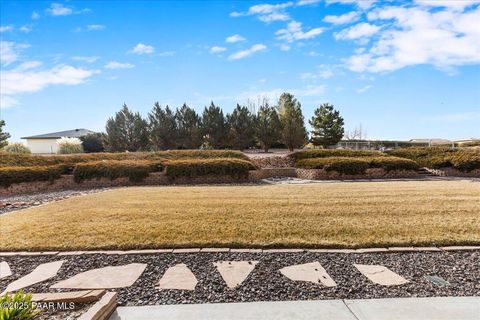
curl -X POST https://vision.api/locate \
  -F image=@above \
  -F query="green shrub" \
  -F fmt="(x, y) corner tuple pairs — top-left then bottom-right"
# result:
(73, 160), (161, 183)
(165, 158), (255, 179)
(0, 290), (40, 320)
(80, 133), (105, 153)
(0, 165), (63, 188)
(2, 143), (31, 154)
(366, 157), (419, 171)
(291, 149), (385, 161)
(296, 157), (369, 175)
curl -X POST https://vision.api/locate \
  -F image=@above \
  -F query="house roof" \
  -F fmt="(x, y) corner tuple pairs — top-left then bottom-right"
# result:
(22, 128), (96, 139)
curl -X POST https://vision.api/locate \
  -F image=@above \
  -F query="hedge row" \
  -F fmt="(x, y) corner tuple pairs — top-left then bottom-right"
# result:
(296, 156), (419, 175)
(388, 147), (480, 172)
(0, 165), (63, 188)
(291, 149), (386, 161)
(165, 158), (255, 179)
(0, 150), (250, 169)
(73, 160), (163, 183)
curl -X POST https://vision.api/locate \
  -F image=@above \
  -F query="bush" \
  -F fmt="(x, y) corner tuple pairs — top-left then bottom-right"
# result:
(291, 149), (385, 161)
(57, 137), (84, 154)
(3, 143), (31, 154)
(73, 160), (162, 183)
(165, 158), (255, 179)
(0, 165), (63, 188)
(80, 133), (105, 153)
(366, 157), (419, 171)
(451, 152), (480, 172)
(296, 157), (369, 175)
(0, 290), (40, 320)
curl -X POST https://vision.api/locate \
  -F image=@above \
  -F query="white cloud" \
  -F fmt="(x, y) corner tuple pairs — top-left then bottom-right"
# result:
(228, 44), (267, 60)
(210, 46), (227, 54)
(131, 43), (155, 55)
(226, 34), (246, 43)
(356, 85), (372, 93)
(345, 5), (480, 73)
(72, 56), (99, 63)
(230, 2), (293, 22)
(0, 41), (29, 65)
(46, 3), (73, 16)
(414, 0), (478, 11)
(0, 25), (14, 32)
(335, 22), (380, 40)
(14, 61), (43, 71)
(86, 24), (105, 31)
(280, 44), (291, 51)
(1, 65), (96, 108)
(300, 64), (336, 80)
(323, 11), (360, 25)
(297, 0), (321, 5)
(326, 0), (377, 10)
(31, 11), (40, 20)
(276, 21), (324, 42)
(19, 25), (33, 33)
(104, 61), (134, 69)
(157, 51), (175, 57)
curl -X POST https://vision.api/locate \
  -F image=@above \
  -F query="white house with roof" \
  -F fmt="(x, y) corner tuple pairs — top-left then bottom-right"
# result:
(21, 128), (95, 154)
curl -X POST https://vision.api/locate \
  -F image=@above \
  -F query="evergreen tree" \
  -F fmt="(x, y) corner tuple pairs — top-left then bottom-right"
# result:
(104, 104), (150, 152)
(0, 120), (10, 149)
(80, 133), (105, 153)
(148, 103), (177, 150)
(255, 103), (281, 153)
(278, 93), (307, 151)
(201, 102), (228, 149)
(175, 103), (202, 149)
(228, 104), (256, 150)
(309, 103), (345, 147)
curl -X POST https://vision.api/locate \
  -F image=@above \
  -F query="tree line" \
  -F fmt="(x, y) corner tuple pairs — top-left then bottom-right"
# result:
(102, 92), (345, 153)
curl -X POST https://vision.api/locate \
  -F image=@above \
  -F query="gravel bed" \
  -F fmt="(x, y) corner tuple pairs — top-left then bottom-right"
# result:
(0, 251), (478, 307)
(0, 189), (108, 215)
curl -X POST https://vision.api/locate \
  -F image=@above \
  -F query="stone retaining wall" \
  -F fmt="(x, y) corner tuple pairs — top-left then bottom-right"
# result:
(430, 168), (480, 178)
(295, 168), (420, 180)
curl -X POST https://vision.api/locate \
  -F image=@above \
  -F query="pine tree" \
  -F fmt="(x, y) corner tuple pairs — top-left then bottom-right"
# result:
(228, 104), (256, 150)
(176, 103), (202, 149)
(278, 93), (307, 151)
(104, 104), (150, 152)
(148, 103), (177, 150)
(309, 103), (345, 147)
(256, 103), (281, 153)
(201, 102), (228, 149)
(0, 120), (10, 148)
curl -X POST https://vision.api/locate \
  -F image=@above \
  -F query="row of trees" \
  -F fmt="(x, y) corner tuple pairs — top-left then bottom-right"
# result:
(103, 93), (345, 152)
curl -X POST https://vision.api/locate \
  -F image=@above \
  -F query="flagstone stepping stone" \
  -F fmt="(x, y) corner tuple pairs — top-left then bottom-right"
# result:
(213, 261), (258, 289)
(156, 263), (198, 291)
(2, 260), (64, 294)
(0, 261), (12, 279)
(32, 289), (106, 303)
(354, 264), (408, 286)
(51, 263), (147, 289)
(279, 261), (337, 287)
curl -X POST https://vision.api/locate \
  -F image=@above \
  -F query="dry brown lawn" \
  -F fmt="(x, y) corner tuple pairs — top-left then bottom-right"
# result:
(1, 180), (479, 251)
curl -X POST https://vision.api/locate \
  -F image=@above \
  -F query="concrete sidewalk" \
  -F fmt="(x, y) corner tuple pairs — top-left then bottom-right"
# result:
(110, 296), (480, 320)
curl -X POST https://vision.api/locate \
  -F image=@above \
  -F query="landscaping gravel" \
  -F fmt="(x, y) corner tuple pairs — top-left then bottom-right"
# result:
(1, 251), (478, 307)
(0, 189), (108, 215)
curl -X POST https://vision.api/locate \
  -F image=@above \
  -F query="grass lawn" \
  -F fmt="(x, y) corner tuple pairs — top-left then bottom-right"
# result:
(1, 180), (479, 251)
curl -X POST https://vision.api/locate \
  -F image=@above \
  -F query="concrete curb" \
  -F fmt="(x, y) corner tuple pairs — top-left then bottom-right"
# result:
(1, 246), (479, 256)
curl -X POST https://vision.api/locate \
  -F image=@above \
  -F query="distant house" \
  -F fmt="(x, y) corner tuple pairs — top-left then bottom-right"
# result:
(22, 128), (95, 154)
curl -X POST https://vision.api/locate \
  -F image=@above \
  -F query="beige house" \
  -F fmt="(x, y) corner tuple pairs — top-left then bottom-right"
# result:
(22, 128), (95, 154)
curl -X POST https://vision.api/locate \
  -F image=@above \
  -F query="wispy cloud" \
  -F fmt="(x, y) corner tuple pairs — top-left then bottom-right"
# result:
(228, 44), (267, 60)
(323, 11), (360, 25)
(72, 56), (99, 63)
(0, 41), (29, 65)
(87, 24), (106, 31)
(31, 11), (40, 20)
(0, 25), (14, 33)
(335, 22), (380, 40)
(230, 2), (293, 22)
(210, 46), (227, 54)
(276, 21), (324, 42)
(131, 43), (155, 55)
(356, 85), (372, 93)
(104, 61), (134, 69)
(46, 3), (90, 16)
(226, 34), (246, 43)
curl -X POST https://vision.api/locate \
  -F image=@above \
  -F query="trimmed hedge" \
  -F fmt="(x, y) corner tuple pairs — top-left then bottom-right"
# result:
(291, 149), (386, 162)
(0, 150), (250, 168)
(388, 147), (480, 172)
(73, 160), (162, 183)
(0, 165), (63, 188)
(296, 156), (419, 175)
(165, 158), (255, 179)
(296, 157), (369, 175)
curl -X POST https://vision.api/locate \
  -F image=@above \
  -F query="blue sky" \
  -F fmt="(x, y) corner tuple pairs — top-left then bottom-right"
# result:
(1, 0), (479, 142)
